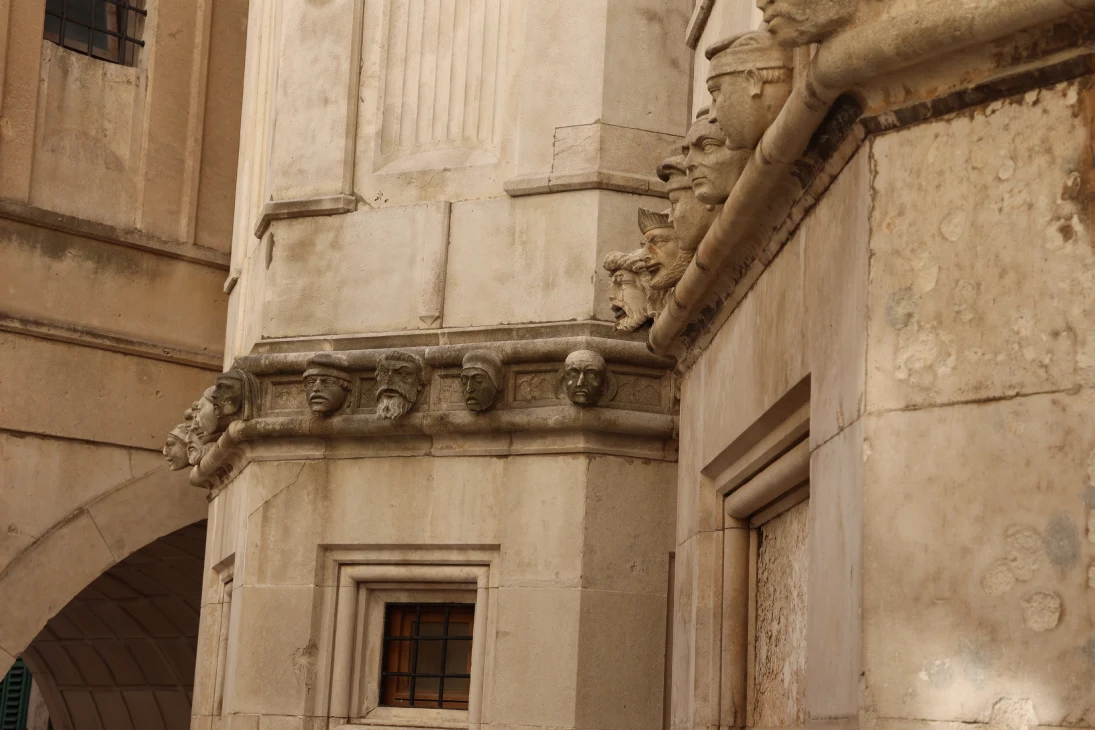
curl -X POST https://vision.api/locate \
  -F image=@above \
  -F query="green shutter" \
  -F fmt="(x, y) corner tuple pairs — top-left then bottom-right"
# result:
(0, 659), (31, 730)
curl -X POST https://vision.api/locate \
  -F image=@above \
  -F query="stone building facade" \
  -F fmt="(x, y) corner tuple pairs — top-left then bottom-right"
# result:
(3, 1), (1095, 730)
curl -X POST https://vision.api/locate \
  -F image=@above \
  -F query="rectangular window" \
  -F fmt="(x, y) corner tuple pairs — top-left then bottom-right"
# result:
(381, 603), (474, 710)
(43, 0), (146, 66)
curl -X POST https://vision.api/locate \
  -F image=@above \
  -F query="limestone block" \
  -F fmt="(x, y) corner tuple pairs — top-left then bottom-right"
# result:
(552, 122), (684, 182)
(582, 456), (677, 594)
(267, 0), (361, 201)
(676, 361), (708, 547)
(489, 587), (581, 727)
(0, 512), (115, 657)
(0, 433), (135, 569)
(226, 585), (317, 717)
(263, 202), (450, 337)
(88, 465), (209, 562)
(807, 420), (863, 720)
(575, 589), (669, 730)
(804, 150), (870, 449)
(28, 44), (143, 229)
(868, 81), (1095, 412)
(862, 391), (1095, 724)
(443, 191), (665, 329)
(0, 332), (216, 450)
(671, 529), (724, 730)
(0, 217), (228, 352)
(0, 0), (46, 202)
(191, 602), (223, 716)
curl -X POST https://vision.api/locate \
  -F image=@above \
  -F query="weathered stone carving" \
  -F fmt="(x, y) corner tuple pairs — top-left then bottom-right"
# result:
(163, 424), (191, 471)
(461, 350), (504, 413)
(376, 351), (426, 420)
(706, 31), (793, 151)
(303, 354), (353, 416)
(756, 0), (858, 47)
(561, 350), (616, 407)
(638, 207), (690, 292)
(186, 387), (219, 465)
(657, 154), (719, 254)
(213, 368), (260, 428)
(603, 249), (663, 332)
(684, 110), (750, 206)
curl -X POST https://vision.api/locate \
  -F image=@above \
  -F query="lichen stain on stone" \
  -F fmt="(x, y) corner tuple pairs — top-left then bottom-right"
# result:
(1044, 513), (1080, 568)
(981, 559), (1016, 596)
(986, 696), (1038, 730)
(1020, 591), (1061, 632)
(886, 288), (916, 330)
(1005, 525), (1044, 581)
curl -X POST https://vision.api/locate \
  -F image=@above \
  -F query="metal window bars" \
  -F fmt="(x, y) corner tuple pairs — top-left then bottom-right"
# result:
(381, 603), (475, 710)
(44, 0), (146, 66)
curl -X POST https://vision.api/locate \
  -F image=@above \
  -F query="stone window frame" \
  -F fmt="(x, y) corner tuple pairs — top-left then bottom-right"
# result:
(314, 547), (499, 729)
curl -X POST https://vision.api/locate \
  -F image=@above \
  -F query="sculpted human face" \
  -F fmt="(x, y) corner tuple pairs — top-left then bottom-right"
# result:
(684, 118), (748, 205)
(642, 227), (687, 291)
(461, 368), (498, 412)
(305, 375), (349, 415)
(609, 269), (652, 331)
(193, 393), (219, 440)
(756, 0), (857, 47)
(163, 433), (189, 470)
(667, 187), (718, 253)
(212, 376), (243, 417)
(708, 73), (792, 152)
(376, 358), (422, 420)
(563, 352), (607, 406)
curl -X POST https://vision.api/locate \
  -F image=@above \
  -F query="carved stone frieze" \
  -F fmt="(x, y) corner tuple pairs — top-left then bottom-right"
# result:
(706, 31), (793, 151)
(375, 351), (426, 420)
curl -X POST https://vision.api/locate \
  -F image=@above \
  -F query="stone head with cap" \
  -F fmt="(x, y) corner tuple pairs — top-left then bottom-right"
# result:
(303, 353), (353, 416)
(163, 423), (191, 471)
(684, 109), (751, 206)
(603, 249), (664, 332)
(658, 152), (719, 254)
(638, 207), (689, 292)
(757, 0), (859, 47)
(461, 349), (504, 413)
(706, 31), (793, 151)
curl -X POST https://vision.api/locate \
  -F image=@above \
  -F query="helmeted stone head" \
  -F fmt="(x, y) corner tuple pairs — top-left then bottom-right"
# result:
(756, 0), (858, 47)
(706, 31), (793, 151)
(603, 249), (664, 332)
(562, 350), (609, 407)
(658, 154), (719, 254)
(684, 111), (751, 206)
(303, 353), (353, 416)
(460, 350), (504, 413)
(376, 351), (425, 420)
(638, 207), (689, 292)
(163, 424), (191, 471)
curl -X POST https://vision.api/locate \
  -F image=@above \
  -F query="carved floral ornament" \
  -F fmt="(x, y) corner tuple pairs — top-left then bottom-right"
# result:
(163, 345), (668, 488)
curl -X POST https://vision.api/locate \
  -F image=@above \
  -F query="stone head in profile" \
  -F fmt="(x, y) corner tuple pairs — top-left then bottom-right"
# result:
(684, 111), (751, 206)
(658, 153), (718, 254)
(163, 424), (191, 471)
(562, 350), (610, 407)
(706, 31), (793, 152)
(603, 249), (663, 332)
(303, 353), (353, 416)
(638, 207), (689, 292)
(756, 0), (858, 47)
(461, 350), (504, 413)
(376, 351), (425, 420)
(212, 368), (260, 430)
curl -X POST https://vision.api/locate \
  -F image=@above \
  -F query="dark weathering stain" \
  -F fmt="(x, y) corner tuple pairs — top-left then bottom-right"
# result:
(1044, 513), (1080, 568)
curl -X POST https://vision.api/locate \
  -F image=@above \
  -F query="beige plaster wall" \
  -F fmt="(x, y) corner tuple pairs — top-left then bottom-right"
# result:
(675, 74), (1095, 730)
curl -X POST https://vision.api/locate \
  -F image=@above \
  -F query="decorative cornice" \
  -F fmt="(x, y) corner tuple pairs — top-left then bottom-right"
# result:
(0, 199), (230, 269)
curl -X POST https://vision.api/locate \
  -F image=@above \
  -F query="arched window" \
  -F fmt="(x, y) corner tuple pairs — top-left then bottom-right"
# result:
(43, 0), (146, 66)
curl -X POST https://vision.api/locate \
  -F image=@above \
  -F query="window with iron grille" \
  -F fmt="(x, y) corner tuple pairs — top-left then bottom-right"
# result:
(381, 603), (474, 710)
(0, 659), (32, 730)
(43, 0), (146, 66)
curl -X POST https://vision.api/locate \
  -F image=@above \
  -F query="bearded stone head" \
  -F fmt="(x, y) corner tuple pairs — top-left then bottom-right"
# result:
(683, 111), (751, 206)
(460, 350), (504, 413)
(603, 249), (664, 332)
(657, 154), (718, 254)
(376, 351), (425, 420)
(303, 353), (353, 416)
(706, 31), (793, 151)
(756, 0), (859, 47)
(163, 424), (191, 471)
(638, 207), (691, 292)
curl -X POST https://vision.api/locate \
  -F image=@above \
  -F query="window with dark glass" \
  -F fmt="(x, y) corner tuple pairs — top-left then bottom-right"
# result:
(44, 0), (146, 66)
(381, 603), (474, 710)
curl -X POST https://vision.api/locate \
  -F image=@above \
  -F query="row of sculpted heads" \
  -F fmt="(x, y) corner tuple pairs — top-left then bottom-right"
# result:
(162, 368), (260, 471)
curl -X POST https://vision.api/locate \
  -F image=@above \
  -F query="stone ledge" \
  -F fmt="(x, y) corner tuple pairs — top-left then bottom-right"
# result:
(503, 171), (668, 198)
(253, 193), (358, 238)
